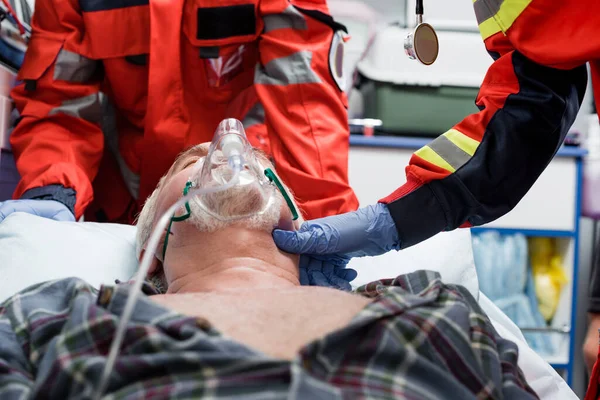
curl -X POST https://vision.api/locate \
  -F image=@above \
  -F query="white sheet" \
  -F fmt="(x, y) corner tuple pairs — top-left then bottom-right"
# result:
(349, 229), (479, 298)
(0, 213), (573, 398)
(479, 292), (578, 399)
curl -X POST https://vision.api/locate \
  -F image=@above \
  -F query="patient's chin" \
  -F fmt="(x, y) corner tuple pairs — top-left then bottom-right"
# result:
(187, 185), (282, 233)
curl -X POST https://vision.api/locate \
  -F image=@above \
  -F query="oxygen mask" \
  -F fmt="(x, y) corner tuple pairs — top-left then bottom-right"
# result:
(188, 118), (277, 222)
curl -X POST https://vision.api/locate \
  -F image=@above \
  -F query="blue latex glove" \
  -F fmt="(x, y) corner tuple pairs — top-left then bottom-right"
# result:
(274, 203), (400, 289)
(299, 256), (358, 291)
(0, 199), (75, 223)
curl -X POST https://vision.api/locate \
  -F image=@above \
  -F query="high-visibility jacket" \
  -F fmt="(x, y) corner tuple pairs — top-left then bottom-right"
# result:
(10, 0), (359, 223)
(380, 0), (595, 249)
(588, 347), (600, 399)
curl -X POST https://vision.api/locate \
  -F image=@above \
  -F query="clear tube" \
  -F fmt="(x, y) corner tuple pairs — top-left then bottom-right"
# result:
(92, 168), (241, 400)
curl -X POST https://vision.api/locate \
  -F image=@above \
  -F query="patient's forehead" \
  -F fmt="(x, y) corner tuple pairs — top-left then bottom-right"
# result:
(167, 143), (210, 178)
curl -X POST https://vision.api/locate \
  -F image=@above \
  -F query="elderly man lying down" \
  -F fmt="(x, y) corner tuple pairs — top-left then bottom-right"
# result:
(0, 141), (538, 399)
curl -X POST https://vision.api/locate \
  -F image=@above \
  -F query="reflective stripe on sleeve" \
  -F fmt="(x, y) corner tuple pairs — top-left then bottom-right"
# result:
(242, 102), (265, 128)
(101, 97), (140, 199)
(263, 5), (307, 33)
(444, 129), (479, 156)
(473, 0), (533, 40)
(254, 51), (321, 86)
(54, 49), (100, 83)
(48, 93), (103, 124)
(473, 0), (502, 25)
(415, 129), (481, 173)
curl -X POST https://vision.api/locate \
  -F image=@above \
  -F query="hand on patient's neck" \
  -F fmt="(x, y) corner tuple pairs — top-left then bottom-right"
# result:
(163, 225), (300, 294)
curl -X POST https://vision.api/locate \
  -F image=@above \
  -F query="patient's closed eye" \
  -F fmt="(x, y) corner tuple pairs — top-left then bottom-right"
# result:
(182, 158), (199, 169)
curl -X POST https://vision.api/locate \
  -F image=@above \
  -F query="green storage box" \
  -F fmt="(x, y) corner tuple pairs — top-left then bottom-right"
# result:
(354, 25), (493, 137)
(360, 80), (480, 136)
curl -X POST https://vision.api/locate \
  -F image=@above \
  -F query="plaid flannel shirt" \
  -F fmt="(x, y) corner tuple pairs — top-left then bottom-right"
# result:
(0, 270), (538, 399)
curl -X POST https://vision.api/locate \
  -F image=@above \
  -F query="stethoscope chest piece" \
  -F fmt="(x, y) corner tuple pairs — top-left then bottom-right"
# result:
(404, 3), (439, 66)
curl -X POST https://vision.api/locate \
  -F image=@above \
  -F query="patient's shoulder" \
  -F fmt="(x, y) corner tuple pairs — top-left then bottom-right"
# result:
(2, 277), (97, 309)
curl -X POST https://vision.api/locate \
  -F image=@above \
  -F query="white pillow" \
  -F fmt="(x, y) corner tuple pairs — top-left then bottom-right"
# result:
(349, 229), (479, 298)
(0, 212), (138, 303)
(0, 212), (478, 303)
(0, 213), (569, 398)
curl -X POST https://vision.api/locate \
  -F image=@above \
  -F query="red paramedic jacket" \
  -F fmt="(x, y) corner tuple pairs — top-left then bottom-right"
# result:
(380, 0), (594, 250)
(9, 0), (359, 223)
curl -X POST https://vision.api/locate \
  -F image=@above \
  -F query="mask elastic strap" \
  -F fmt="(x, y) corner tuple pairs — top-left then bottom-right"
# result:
(264, 168), (299, 221)
(162, 181), (194, 260)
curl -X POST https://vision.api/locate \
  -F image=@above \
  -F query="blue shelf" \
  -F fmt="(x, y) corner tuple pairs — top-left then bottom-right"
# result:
(349, 134), (588, 158)
(470, 227), (577, 238)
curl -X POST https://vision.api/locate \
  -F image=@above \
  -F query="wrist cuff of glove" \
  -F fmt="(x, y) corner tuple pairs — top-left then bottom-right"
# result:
(21, 185), (77, 216)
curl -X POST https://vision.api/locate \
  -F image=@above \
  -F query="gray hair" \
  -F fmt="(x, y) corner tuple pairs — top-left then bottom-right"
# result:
(135, 183), (163, 260)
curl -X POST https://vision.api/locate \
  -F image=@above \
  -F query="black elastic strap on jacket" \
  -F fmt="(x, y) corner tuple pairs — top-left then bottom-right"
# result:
(24, 80), (36, 91)
(293, 7), (348, 33)
(199, 47), (220, 59)
(125, 54), (148, 66)
(80, 0), (148, 12)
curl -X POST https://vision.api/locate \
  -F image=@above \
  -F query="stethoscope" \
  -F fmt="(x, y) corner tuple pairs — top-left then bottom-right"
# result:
(404, 0), (439, 65)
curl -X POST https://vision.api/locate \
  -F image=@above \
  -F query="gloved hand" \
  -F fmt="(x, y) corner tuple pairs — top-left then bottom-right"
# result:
(0, 199), (75, 224)
(274, 203), (400, 289)
(299, 255), (358, 291)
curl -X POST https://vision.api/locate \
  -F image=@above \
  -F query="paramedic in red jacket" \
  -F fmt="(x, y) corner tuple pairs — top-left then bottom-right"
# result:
(0, 0), (358, 224)
(273, 0), (600, 368)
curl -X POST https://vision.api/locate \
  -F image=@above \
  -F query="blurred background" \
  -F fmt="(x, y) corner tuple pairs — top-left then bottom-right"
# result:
(0, 1), (598, 397)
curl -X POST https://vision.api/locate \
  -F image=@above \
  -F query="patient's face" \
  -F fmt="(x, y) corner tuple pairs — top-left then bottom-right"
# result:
(155, 143), (299, 231)
(137, 142), (301, 260)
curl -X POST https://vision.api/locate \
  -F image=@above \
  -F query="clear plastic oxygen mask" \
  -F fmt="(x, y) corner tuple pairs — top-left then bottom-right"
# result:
(191, 118), (277, 222)
(93, 119), (298, 400)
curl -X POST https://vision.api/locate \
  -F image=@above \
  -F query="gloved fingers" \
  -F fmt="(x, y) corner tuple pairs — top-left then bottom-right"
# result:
(303, 258), (350, 290)
(51, 209), (76, 222)
(320, 262), (354, 291)
(336, 267), (358, 283)
(308, 270), (331, 287)
(0, 200), (74, 223)
(0, 202), (9, 222)
(299, 268), (310, 286)
(303, 256), (335, 288)
(0, 202), (28, 222)
(298, 255), (311, 286)
(327, 273), (353, 291)
(46, 201), (76, 222)
(273, 224), (335, 255)
(272, 229), (303, 253)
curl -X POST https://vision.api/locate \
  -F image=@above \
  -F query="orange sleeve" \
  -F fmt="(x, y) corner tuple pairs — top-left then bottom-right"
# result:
(10, 0), (104, 218)
(379, 0), (592, 248)
(254, 0), (358, 220)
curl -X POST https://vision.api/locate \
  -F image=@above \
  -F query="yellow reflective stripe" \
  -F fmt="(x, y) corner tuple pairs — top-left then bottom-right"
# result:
(415, 146), (456, 173)
(478, 13), (502, 40)
(443, 129), (480, 157)
(477, 0), (532, 40)
(494, 0), (532, 32)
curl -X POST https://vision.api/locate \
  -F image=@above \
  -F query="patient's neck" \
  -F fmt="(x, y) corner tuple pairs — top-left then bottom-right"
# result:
(164, 226), (300, 294)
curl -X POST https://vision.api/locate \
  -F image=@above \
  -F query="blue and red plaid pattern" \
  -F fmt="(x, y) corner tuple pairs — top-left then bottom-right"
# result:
(0, 270), (538, 399)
